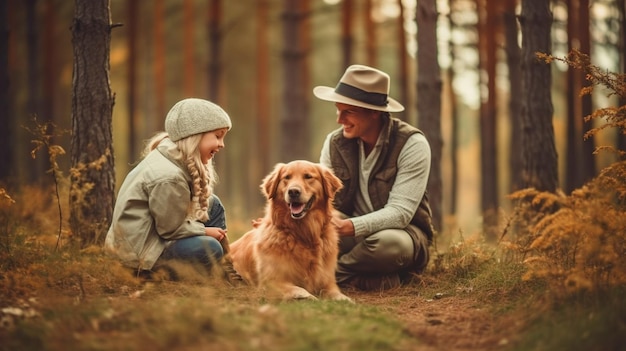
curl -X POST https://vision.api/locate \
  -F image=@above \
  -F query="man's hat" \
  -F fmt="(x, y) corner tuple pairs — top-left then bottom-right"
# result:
(313, 64), (404, 112)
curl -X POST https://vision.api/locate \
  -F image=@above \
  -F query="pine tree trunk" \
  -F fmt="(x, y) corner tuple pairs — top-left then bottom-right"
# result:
(519, 0), (558, 192)
(416, 0), (443, 233)
(281, 0), (310, 161)
(70, 0), (116, 246)
(0, 0), (11, 181)
(341, 0), (353, 70)
(504, 0), (523, 192)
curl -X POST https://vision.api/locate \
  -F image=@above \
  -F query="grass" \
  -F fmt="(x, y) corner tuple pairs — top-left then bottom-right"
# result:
(1, 184), (626, 351)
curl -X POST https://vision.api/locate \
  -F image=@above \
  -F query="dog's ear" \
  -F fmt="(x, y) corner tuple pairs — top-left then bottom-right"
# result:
(319, 164), (342, 199)
(262, 163), (285, 199)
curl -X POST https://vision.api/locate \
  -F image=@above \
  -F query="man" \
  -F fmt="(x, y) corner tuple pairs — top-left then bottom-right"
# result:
(314, 64), (435, 291)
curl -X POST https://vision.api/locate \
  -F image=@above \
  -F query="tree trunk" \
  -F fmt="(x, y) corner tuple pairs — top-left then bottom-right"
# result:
(416, 0), (443, 233)
(341, 0), (353, 69)
(504, 0), (523, 192)
(447, 0), (460, 218)
(619, 0), (626, 153)
(153, 0), (166, 122)
(396, 0), (409, 122)
(477, 0), (499, 238)
(281, 0), (311, 161)
(565, 0), (595, 193)
(208, 0), (222, 103)
(252, 0), (270, 214)
(183, 0), (195, 96)
(70, 0), (116, 246)
(519, 0), (558, 192)
(0, 0), (11, 181)
(364, 0), (376, 67)
(26, 0), (46, 182)
(127, 0), (138, 161)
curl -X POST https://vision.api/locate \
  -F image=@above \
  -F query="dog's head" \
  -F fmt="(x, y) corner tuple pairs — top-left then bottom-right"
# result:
(261, 160), (342, 219)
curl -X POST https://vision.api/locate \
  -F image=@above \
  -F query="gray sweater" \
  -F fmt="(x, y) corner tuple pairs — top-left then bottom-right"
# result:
(320, 130), (431, 238)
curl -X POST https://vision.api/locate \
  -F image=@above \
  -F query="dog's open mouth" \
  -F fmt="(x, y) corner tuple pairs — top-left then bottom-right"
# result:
(289, 196), (315, 219)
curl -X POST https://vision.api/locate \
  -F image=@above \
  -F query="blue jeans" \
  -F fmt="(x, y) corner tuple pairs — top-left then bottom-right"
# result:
(160, 195), (226, 268)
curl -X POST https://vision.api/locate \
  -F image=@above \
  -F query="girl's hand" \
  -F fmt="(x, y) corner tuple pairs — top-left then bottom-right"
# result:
(205, 227), (227, 241)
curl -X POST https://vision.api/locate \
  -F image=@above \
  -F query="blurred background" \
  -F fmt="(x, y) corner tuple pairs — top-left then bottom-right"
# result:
(1, 0), (624, 238)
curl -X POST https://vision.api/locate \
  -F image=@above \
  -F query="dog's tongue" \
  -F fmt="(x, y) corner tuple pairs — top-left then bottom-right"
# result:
(290, 202), (305, 215)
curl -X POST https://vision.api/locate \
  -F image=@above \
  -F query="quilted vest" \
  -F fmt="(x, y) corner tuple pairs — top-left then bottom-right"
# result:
(328, 116), (435, 245)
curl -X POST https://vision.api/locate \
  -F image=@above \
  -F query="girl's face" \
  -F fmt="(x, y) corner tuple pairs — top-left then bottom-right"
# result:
(199, 128), (228, 164)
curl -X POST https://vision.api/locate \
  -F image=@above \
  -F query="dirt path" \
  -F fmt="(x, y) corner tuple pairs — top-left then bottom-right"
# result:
(345, 286), (521, 351)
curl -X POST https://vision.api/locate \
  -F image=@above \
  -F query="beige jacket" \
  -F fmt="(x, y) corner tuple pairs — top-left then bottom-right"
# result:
(104, 139), (205, 270)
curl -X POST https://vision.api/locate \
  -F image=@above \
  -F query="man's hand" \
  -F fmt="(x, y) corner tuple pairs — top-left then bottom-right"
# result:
(331, 216), (355, 237)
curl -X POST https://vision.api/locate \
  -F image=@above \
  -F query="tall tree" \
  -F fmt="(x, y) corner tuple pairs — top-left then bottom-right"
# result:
(416, 0), (443, 233)
(251, 0), (271, 213)
(183, 0), (195, 96)
(341, 0), (354, 69)
(519, 0), (558, 192)
(281, 0), (311, 161)
(208, 0), (222, 103)
(70, 0), (116, 246)
(619, 0), (626, 152)
(127, 0), (138, 161)
(0, 0), (10, 181)
(565, 0), (595, 193)
(504, 0), (523, 192)
(153, 0), (166, 122)
(396, 0), (409, 122)
(447, 0), (460, 217)
(477, 0), (499, 238)
(26, 0), (46, 182)
(364, 0), (376, 67)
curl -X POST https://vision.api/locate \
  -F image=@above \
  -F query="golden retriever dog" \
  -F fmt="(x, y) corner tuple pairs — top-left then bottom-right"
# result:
(229, 160), (352, 302)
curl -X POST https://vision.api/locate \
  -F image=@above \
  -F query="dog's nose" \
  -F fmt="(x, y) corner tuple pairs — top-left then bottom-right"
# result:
(288, 188), (301, 198)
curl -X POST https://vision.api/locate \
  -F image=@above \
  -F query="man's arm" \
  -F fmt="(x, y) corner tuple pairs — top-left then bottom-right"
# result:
(350, 133), (431, 237)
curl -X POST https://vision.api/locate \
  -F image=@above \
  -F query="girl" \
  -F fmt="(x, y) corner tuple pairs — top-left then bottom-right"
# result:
(105, 98), (232, 276)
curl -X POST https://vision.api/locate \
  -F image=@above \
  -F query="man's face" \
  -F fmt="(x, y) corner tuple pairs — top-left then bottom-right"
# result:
(335, 102), (380, 140)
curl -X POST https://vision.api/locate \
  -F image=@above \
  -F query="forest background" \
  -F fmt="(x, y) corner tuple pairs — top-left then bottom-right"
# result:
(1, 0), (625, 242)
(1, 1), (626, 350)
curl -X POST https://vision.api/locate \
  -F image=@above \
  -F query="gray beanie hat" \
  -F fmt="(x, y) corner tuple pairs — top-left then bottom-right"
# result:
(165, 98), (232, 142)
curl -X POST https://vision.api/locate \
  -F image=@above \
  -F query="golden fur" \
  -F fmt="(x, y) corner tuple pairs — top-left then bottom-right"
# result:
(229, 160), (352, 302)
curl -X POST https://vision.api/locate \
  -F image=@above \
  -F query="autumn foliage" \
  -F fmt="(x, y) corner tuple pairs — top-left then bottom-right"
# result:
(506, 50), (626, 298)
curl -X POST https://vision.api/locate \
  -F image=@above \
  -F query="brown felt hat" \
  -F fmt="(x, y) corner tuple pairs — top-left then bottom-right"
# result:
(313, 64), (404, 112)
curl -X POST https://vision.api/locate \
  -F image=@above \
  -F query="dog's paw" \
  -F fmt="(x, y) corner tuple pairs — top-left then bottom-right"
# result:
(284, 286), (317, 301)
(330, 292), (354, 304)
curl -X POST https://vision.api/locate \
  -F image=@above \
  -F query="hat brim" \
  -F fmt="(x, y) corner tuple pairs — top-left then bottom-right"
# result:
(313, 86), (404, 112)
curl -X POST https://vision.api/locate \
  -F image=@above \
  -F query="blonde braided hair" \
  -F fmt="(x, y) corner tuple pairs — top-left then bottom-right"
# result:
(143, 132), (217, 222)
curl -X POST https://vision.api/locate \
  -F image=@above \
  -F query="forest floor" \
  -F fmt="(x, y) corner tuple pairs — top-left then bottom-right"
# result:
(339, 285), (522, 351)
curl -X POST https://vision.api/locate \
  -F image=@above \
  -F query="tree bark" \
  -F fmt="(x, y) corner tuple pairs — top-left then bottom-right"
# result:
(519, 0), (558, 192)
(153, 0), (166, 122)
(251, 0), (270, 214)
(476, 0), (499, 238)
(341, 0), (353, 69)
(396, 0), (409, 122)
(565, 0), (595, 193)
(0, 0), (11, 181)
(183, 0), (195, 96)
(208, 0), (222, 103)
(281, 0), (311, 161)
(127, 0), (138, 161)
(364, 0), (376, 67)
(70, 0), (116, 246)
(416, 0), (443, 233)
(504, 0), (523, 192)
